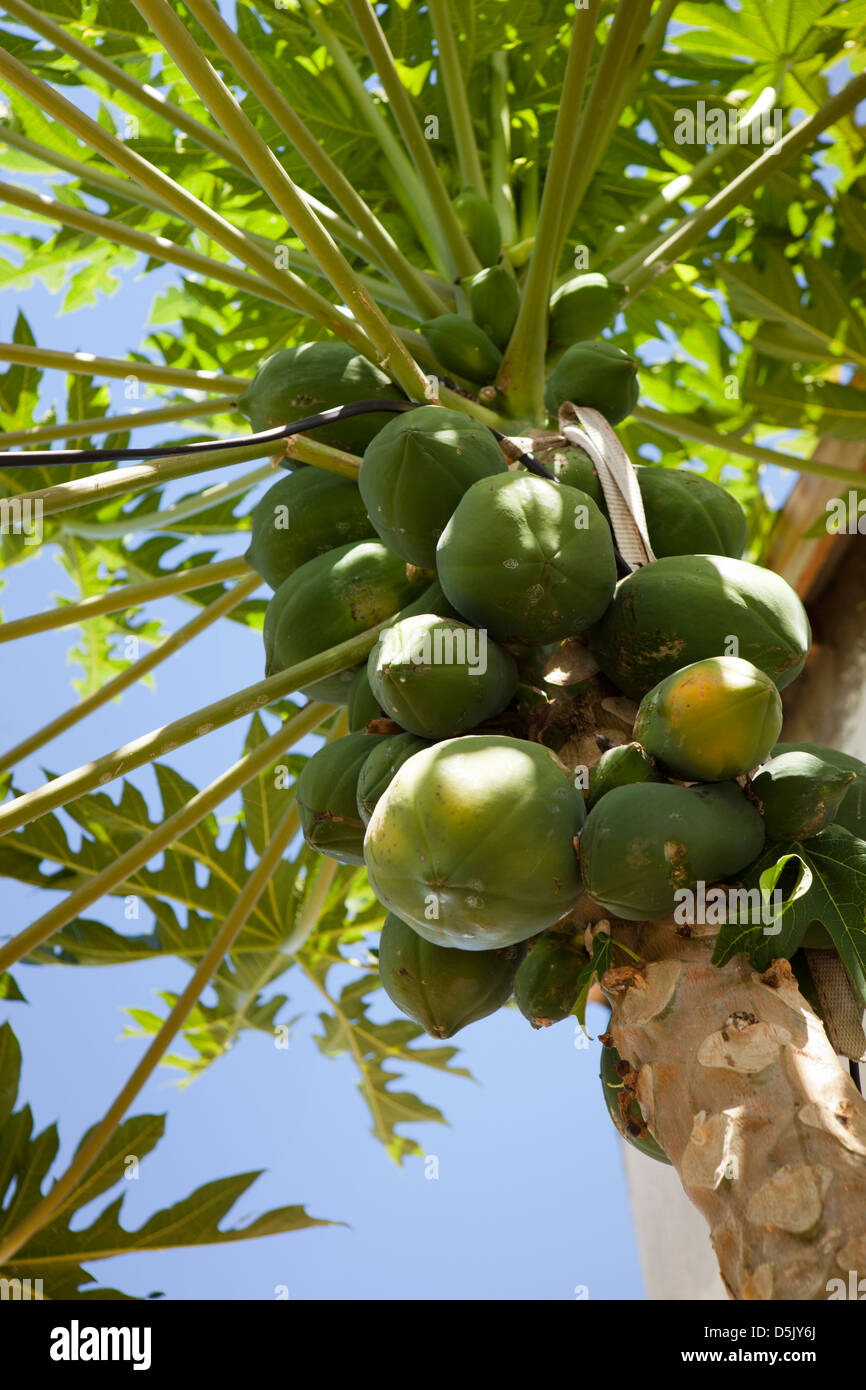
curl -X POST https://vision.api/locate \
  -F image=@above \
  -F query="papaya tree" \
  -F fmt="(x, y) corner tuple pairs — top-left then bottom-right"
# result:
(0, 0), (865, 1302)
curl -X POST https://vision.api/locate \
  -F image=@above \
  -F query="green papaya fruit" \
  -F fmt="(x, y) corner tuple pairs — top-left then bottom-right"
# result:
(752, 751), (857, 841)
(586, 742), (661, 811)
(579, 781), (765, 921)
(543, 444), (605, 509)
(364, 734), (586, 949)
(245, 468), (375, 591)
(347, 666), (383, 732)
(589, 554), (811, 700)
(452, 188), (502, 267)
(263, 540), (429, 703)
(468, 266), (519, 349)
(548, 274), (627, 347)
(359, 405), (507, 568)
(772, 742), (866, 838)
(633, 656), (783, 782)
(420, 315), (503, 385)
(368, 613), (518, 739)
(356, 732), (431, 825)
(600, 1041), (671, 1164)
(635, 466), (747, 560)
(514, 931), (588, 1028)
(436, 473), (617, 644)
(297, 731), (389, 864)
(544, 340), (639, 425)
(237, 342), (399, 454)
(378, 912), (522, 1038)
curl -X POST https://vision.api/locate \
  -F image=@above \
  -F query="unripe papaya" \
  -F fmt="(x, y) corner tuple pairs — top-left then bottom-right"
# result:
(347, 667), (382, 732)
(633, 656), (783, 782)
(245, 468), (375, 591)
(263, 540), (429, 703)
(635, 465), (747, 560)
(586, 741), (661, 811)
(600, 1041), (671, 1164)
(378, 912), (521, 1038)
(544, 444), (605, 509)
(514, 931), (588, 1028)
(579, 781), (765, 920)
(468, 266), (519, 349)
(359, 405), (507, 568)
(548, 274), (626, 347)
(452, 188), (502, 267)
(772, 742), (866, 839)
(420, 314), (503, 385)
(357, 732), (431, 825)
(544, 340), (639, 425)
(436, 472), (616, 645)
(237, 341), (398, 453)
(364, 734), (586, 949)
(368, 613), (518, 739)
(752, 751), (856, 841)
(589, 554), (811, 700)
(297, 731), (389, 864)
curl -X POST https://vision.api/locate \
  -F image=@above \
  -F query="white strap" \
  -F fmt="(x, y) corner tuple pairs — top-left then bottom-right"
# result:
(558, 402), (656, 571)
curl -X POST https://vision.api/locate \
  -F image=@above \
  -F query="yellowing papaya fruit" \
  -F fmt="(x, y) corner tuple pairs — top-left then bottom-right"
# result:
(548, 274), (626, 347)
(364, 734), (586, 949)
(263, 540), (429, 703)
(589, 554), (811, 700)
(452, 188), (502, 267)
(579, 781), (765, 920)
(359, 405), (507, 567)
(245, 468), (375, 591)
(237, 341), (399, 453)
(436, 473), (616, 644)
(368, 613), (518, 738)
(772, 742), (866, 839)
(752, 751), (857, 841)
(586, 742), (661, 810)
(467, 266), (519, 349)
(378, 912), (522, 1038)
(514, 931), (588, 1028)
(633, 656), (783, 781)
(297, 731), (389, 864)
(544, 340), (639, 425)
(600, 1041), (671, 1164)
(420, 314), (503, 385)
(357, 732), (431, 825)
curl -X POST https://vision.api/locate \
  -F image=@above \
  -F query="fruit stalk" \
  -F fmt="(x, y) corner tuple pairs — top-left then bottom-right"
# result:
(602, 924), (866, 1301)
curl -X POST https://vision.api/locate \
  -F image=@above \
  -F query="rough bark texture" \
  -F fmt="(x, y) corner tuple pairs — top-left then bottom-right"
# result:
(600, 919), (866, 1301)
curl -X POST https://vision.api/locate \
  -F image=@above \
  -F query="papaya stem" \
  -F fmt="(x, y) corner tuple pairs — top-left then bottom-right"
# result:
(0, 573), (262, 773)
(633, 405), (866, 484)
(131, 0), (430, 403)
(0, 622), (392, 839)
(428, 0), (486, 196)
(0, 395), (237, 450)
(0, 557), (251, 644)
(0, 789), (307, 1268)
(489, 52), (518, 250)
(495, 0), (601, 422)
(0, 341), (247, 392)
(182, 0), (449, 320)
(344, 0), (482, 280)
(615, 72), (866, 295)
(57, 464), (275, 541)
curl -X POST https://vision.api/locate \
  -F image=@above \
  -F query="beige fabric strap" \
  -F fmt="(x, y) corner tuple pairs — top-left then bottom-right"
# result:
(558, 402), (656, 570)
(805, 949), (866, 1061)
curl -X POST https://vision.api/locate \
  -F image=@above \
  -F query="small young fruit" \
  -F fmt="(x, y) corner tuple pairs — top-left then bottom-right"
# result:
(772, 742), (866, 838)
(356, 732), (431, 825)
(543, 340), (639, 425)
(548, 274), (626, 347)
(420, 314), (503, 385)
(600, 1042), (671, 1164)
(514, 932), (588, 1028)
(468, 266), (519, 349)
(368, 613), (518, 739)
(586, 742), (661, 810)
(452, 188), (503, 266)
(752, 751), (857, 841)
(297, 731), (389, 865)
(633, 656), (783, 781)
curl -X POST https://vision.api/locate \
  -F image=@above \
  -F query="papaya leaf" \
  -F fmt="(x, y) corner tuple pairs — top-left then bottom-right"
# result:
(718, 250), (866, 369)
(713, 827), (866, 1005)
(0, 971), (25, 1002)
(0, 1023), (336, 1299)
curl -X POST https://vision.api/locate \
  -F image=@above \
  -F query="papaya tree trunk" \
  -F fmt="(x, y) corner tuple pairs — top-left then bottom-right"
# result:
(599, 919), (866, 1301)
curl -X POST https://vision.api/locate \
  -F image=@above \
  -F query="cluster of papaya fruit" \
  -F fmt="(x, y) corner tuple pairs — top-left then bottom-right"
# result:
(236, 192), (864, 1158)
